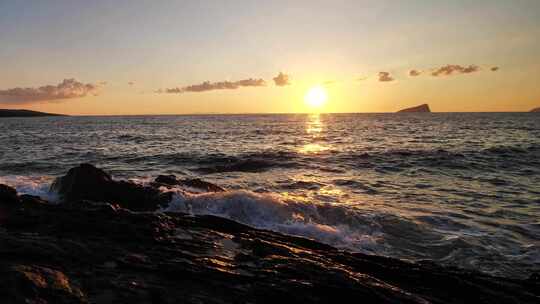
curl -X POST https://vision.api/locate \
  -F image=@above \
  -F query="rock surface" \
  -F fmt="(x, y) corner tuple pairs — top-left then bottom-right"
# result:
(0, 165), (538, 303)
(51, 164), (171, 211)
(154, 174), (225, 192)
(398, 104), (431, 113)
(531, 107), (540, 112)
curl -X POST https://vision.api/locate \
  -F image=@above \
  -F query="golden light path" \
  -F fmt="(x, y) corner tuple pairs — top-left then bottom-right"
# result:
(299, 113), (329, 154)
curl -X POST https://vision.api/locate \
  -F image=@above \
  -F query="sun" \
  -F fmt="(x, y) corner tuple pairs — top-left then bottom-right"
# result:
(305, 86), (327, 109)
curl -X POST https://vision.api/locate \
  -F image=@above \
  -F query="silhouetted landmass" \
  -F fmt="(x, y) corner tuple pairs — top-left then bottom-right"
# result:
(397, 104), (431, 113)
(0, 109), (66, 117)
(531, 107), (540, 112)
(0, 164), (538, 303)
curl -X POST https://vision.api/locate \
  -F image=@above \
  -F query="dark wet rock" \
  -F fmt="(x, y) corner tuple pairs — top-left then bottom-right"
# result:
(154, 174), (225, 192)
(0, 264), (86, 304)
(154, 174), (178, 185)
(0, 192), (537, 303)
(51, 164), (171, 211)
(0, 184), (20, 206)
(181, 178), (225, 192)
(398, 104), (431, 113)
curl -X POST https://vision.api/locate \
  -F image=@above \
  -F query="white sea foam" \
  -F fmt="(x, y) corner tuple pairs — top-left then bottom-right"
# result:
(0, 175), (59, 202)
(164, 188), (383, 252)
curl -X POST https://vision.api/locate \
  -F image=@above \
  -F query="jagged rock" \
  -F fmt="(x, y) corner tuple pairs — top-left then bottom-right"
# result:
(0, 184), (20, 206)
(51, 164), (171, 211)
(155, 174), (178, 185)
(397, 104), (431, 113)
(0, 264), (86, 303)
(0, 195), (537, 303)
(154, 174), (225, 192)
(1, 165), (537, 303)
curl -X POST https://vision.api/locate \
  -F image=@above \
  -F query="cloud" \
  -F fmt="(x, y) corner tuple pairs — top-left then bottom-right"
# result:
(322, 80), (337, 86)
(431, 64), (481, 77)
(378, 72), (394, 82)
(490, 67), (500, 72)
(409, 69), (422, 77)
(163, 78), (266, 94)
(273, 72), (291, 86)
(356, 76), (369, 81)
(0, 79), (102, 104)
(128, 81), (135, 86)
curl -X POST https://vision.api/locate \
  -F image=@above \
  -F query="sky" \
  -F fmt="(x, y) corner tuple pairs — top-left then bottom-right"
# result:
(0, 0), (539, 115)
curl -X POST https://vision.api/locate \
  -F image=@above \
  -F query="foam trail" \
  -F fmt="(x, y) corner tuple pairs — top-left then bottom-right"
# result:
(0, 175), (59, 202)
(164, 189), (383, 252)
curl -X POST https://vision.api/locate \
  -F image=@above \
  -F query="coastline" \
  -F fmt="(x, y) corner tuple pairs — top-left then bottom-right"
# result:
(0, 164), (538, 303)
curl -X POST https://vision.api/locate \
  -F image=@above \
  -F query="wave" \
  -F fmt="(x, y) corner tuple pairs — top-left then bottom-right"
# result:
(161, 187), (539, 278)
(1, 173), (538, 278)
(163, 189), (383, 252)
(0, 175), (58, 202)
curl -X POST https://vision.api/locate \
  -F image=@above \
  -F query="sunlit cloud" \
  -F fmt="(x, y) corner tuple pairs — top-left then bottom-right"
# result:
(409, 69), (422, 77)
(378, 72), (394, 82)
(322, 80), (337, 86)
(431, 64), (481, 77)
(491, 67), (500, 72)
(356, 76), (369, 81)
(0, 78), (102, 104)
(163, 78), (266, 94)
(273, 72), (291, 86)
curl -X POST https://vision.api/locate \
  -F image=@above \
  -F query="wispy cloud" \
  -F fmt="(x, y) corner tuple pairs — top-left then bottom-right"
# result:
(431, 64), (481, 77)
(356, 76), (369, 81)
(322, 80), (338, 86)
(378, 72), (394, 82)
(128, 81), (135, 86)
(273, 72), (291, 86)
(409, 69), (422, 77)
(490, 66), (500, 72)
(163, 78), (266, 94)
(0, 79), (102, 104)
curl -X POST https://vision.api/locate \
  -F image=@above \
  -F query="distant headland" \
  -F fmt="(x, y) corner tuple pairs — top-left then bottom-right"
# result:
(0, 109), (66, 117)
(397, 104), (431, 113)
(531, 107), (540, 112)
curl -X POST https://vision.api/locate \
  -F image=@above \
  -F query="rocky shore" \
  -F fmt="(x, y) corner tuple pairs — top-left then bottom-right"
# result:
(0, 164), (538, 303)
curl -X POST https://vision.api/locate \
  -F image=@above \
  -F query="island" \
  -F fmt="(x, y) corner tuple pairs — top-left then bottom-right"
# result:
(531, 107), (540, 112)
(0, 109), (66, 117)
(397, 104), (431, 113)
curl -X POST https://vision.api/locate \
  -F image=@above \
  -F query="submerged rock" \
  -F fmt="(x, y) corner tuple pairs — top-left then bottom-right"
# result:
(397, 104), (431, 113)
(51, 164), (171, 211)
(154, 174), (225, 192)
(0, 181), (538, 303)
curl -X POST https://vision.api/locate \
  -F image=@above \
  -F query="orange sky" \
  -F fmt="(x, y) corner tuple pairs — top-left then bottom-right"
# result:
(1, 1), (539, 115)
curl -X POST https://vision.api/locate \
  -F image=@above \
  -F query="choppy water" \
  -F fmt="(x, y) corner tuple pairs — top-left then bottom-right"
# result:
(1, 113), (539, 279)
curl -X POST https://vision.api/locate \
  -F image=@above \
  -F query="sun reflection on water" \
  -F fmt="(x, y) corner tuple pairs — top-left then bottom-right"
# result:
(300, 114), (331, 154)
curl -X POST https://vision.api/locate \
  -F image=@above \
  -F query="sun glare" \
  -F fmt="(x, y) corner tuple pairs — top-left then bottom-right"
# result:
(305, 86), (327, 109)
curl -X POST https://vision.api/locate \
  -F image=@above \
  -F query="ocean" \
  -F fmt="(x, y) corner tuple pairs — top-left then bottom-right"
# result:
(1, 113), (539, 279)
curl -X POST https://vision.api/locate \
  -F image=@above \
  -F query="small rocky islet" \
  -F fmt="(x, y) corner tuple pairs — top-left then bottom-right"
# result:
(0, 164), (538, 303)
(397, 104), (431, 113)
